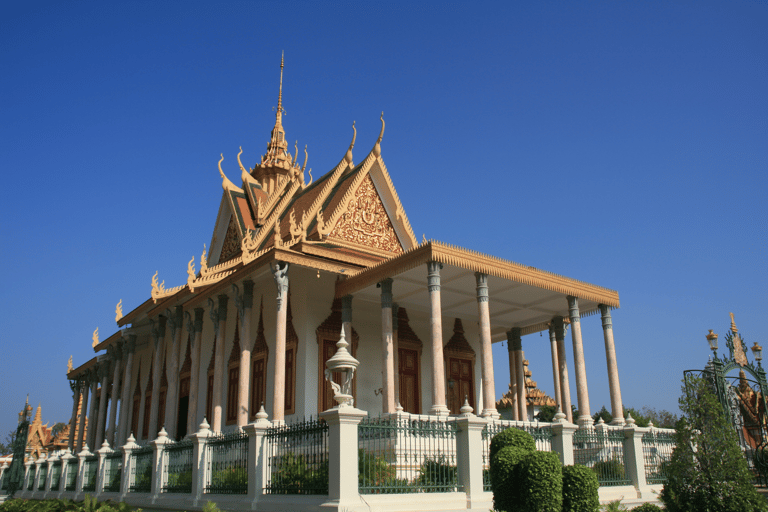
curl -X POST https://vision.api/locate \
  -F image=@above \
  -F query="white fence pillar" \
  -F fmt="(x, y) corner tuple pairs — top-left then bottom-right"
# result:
(75, 447), (92, 499)
(96, 440), (111, 497)
(121, 434), (139, 499)
(151, 427), (171, 503)
(623, 417), (652, 498)
(320, 406), (367, 509)
(244, 405), (271, 507)
(23, 460), (33, 497)
(455, 402), (491, 509)
(60, 449), (74, 497)
(33, 458), (44, 495)
(44, 455), (56, 496)
(550, 409), (578, 465)
(191, 418), (212, 507)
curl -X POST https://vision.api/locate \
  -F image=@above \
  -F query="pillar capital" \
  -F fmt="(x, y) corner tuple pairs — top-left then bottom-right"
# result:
(151, 315), (167, 345)
(341, 295), (353, 324)
(427, 261), (442, 292)
(474, 272), (489, 303)
(599, 304), (612, 330)
(379, 278), (393, 309)
(506, 327), (522, 351)
(567, 295), (580, 321)
(122, 334), (137, 355)
(552, 316), (568, 341)
(271, 261), (290, 311)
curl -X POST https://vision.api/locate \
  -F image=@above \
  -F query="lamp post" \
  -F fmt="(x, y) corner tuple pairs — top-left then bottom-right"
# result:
(752, 342), (763, 368)
(706, 330), (719, 359)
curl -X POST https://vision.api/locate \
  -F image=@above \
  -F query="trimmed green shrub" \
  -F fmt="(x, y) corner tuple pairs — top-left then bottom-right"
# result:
(491, 445), (529, 512)
(269, 452), (329, 494)
(489, 427), (536, 461)
(518, 451), (562, 512)
(562, 464), (599, 512)
(415, 456), (458, 491)
(591, 458), (625, 481)
(631, 504), (663, 512)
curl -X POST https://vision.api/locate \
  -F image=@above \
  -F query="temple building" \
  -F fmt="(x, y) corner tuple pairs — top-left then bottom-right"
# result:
(65, 57), (626, 451)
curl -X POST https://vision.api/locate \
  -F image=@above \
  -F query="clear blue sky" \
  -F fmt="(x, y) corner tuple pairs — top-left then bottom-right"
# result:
(1, 1), (766, 438)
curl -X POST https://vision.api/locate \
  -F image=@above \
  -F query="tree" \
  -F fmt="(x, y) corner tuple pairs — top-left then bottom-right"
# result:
(535, 405), (557, 422)
(51, 422), (67, 440)
(592, 405), (612, 424)
(659, 375), (766, 512)
(0, 429), (17, 455)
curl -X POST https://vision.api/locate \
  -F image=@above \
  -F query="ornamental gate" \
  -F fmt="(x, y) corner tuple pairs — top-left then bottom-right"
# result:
(684, 318), (768, 486)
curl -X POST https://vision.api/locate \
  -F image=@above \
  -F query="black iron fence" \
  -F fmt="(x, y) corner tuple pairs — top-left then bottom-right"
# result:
(163, 438), (194, 493)
(357, 415), (460, 494)
(82, 456), (98, 492)
(264, 417), (329, 495)
(50, 460), (62, 491)
(204, 430), (248, 495)
(574, 426), (631, 487)
(65, 459), (78, 491)
(642, 429), (675, 484)
(129, 445), (153, 493)
(104, 451), (123, 492)
(37, 463), (47, 491)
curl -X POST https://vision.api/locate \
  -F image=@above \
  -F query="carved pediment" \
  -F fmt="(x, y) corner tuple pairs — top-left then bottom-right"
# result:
(327, 175), (402, 253)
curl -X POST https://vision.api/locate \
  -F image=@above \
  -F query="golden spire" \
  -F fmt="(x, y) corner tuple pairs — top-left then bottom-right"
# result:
(257, 53), (298, 175)
(277, 51), (284, 122)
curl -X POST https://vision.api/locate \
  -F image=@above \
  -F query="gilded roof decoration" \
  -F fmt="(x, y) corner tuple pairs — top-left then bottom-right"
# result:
(327, 175), (403, 253)
(219, 217), (242, 263)
(151, 271), (185, 304)
(730, 312), (748, 367)
(92, 328), (99, 348)
(67, 355), (73, 373)
(115, 299), (123, 323)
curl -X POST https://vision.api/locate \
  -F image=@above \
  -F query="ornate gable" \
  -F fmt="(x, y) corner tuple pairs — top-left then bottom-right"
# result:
(327, 174), (403, 254)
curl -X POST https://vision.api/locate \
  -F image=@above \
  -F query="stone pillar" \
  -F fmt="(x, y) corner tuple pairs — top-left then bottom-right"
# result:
(550, 409), (577, 465)
(95, 360), (111, 449)
(549, 325), (563, 411)
(76, 379), (89, 454)
(86, 373), (98, 450)
(211, 295), (228, 432)
(237, 280), (255, 427)
(623, 418), (652, 498)
(120, 434), (138, 500)
(151, 427), (171, 499)
(567, 296), (592, 427)
(392, 303), (400, 402)
(76, 446), (92, 497)
(244, 405), (271, 507)
(320, 406), (367, 509)
(508, 328), (527, 421)
(271, 262), (289, 422)
(507, 338), (519, 420)
(186, 308), (204, 434)
(475, 273), (498, 418)
(455, 403), (490, 509)
(191, 418), (212, 506)
(600, 305), (625, 425)
(118, 334), (136, 447)
(553, 317), (573, 423)
(96, 440), (110, 495)
(67, 380), (81, 452)
(60, 449), (75, 495)
(427, 262), (449, 416)
(164, 306), (183, 439)
(106, 342), (123, 447)
(380, 278), (396, 414)
(148, 315), (167, 439)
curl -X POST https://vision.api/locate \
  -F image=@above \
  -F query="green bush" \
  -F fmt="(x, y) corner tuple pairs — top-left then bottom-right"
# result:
(518, 451), (562, 512)
(631, 504), (663, 512)
(210, 467), (247, 491)
(166, 469), (193, 489)
(562, 464), (599, 512)
(414, 456), (457, 491)
(489, 427), (536, 461)
(491, 445), (529, 512)
(591, 458), (625, 481)
(268, 452), (329, 494)
(358, 448), (395, 488)
(0, 497), (139, 512)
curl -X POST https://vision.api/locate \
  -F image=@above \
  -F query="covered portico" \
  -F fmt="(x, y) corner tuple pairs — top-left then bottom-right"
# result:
(336, 240), (624, 426)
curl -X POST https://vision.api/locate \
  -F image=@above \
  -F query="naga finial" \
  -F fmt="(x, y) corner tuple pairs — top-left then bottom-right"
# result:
(302, 144), (308, 173)
(237, 146), (250, 183)
(306, 168), (313, 187)
(294, 140), (299, 167)
(67, 356), (73, 373)
(115, 299), (123, 323)
(373, 112), (385, 157)
(200, 244), (208, 275)
(345, 121), (356, 164)
(92, 328), (99, 348)
(218, 153), (225, 180)
(187, 256), (196, 291)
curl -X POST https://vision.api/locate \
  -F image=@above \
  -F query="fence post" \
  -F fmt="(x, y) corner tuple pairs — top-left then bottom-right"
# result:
(455, 401), (490, 507)
(243, 405), (271, 507)
(623, 416), (651, 497)
(550, 409), (578, 465)
(44, 454), (56, 496)
(33, 457), (43, 495)
(121, 434), (138, 499)
(320, 406), (367, 509)
(22, 460), (32, 496)
(96, 440), (111, 497)
(76, 447), (91, 499)
(60, 449), (74, 496)
(151, 427), (171, 502)
(191, 418), (212, 507)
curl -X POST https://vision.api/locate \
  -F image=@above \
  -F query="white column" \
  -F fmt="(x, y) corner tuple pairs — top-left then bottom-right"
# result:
(509, 328), (527, 421)
(548, 325), (563, 411)
(380, 279), (396, 414)
(86, 374), (98, 450)
(600, 305), (625, 425)
(567, 296), (592, 427)
(475, 273), (498, 418)
(392, 303), (400, 404)
(237, 280), (255, 427)
(507, 339), (518, 420)
(427, 262), (449, 416)
(554, 317), (573, 423)
(95, 360), (111, 449)
(67, 380), (81, 452)
(186, 308), (204, 433)
(271, 262), (289, 423)
(148, 315), (167, 439)
(117, 334), (136, 446)
(211, 294), (228, 432)
(164, 306), (183, 439)
(106, 342), (122, 447)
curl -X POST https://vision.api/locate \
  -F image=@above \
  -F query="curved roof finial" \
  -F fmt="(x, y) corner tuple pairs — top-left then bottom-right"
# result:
(345, 121), (356, 164)
(277, 51), (284, 118)
(373, 111), (385, 157)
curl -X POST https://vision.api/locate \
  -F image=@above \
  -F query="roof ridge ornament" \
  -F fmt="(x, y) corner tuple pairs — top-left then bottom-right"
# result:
(92, 328), (99, 348)
(115, 299), (123, 323)
(345, 121), (356, 165)
(187, 256), (196, 292)
(373, 112), (385, 157)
